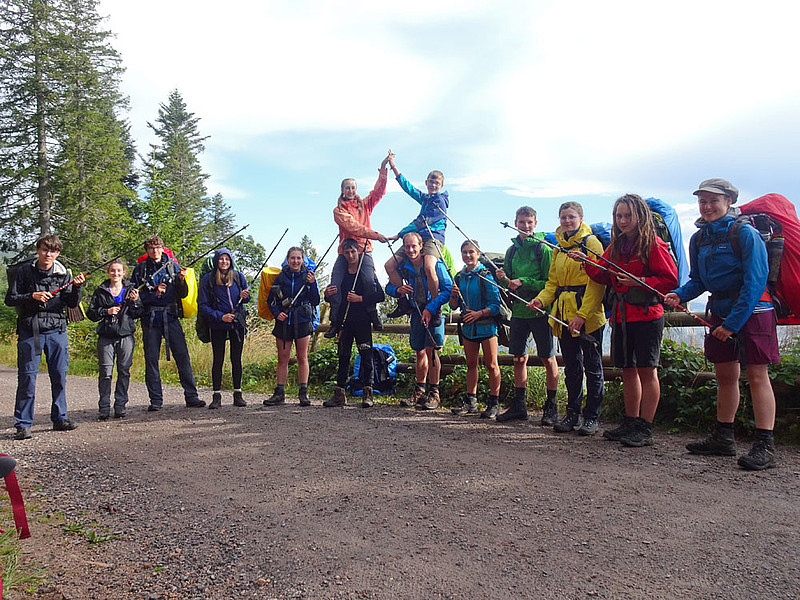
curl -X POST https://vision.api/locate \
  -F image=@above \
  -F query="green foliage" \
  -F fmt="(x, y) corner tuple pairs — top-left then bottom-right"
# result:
(308, 343), (339, 388)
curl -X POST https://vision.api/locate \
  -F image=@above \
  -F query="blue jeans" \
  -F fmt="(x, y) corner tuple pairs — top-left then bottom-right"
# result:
(15, 328), (69, 428)
(560, 325), (605, 420)
(141, 317), (199, 406)
(98, 335), (135, 416)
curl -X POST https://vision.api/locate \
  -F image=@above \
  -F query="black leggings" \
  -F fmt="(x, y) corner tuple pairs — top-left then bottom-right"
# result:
(337, 320), (374, 388)
(210, 328), (244, 390)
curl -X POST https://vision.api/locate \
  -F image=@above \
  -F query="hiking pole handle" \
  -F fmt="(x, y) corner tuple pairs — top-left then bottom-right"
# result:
(49, 273), (86, 296)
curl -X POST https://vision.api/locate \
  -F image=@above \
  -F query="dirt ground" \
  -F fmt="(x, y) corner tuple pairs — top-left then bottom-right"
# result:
(1, 363), (799, 600)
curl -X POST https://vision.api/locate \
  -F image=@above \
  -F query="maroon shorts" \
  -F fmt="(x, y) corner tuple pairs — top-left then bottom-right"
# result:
(704, 311), (780, 366)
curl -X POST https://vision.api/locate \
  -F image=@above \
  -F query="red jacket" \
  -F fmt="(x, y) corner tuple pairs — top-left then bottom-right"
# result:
(332, 169), (387, 254)
(585, 236), (678, 323)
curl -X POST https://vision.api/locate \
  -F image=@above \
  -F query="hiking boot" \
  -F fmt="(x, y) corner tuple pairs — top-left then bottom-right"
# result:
(401, 385), (426, 407)
(53, 419), (78, 432)
(323, 386), (347, 408)
(147, 404), (162, 412)
(361, 386), (374, 408)
(452, 395), (478, 416)
(14, 427), (31, 441)
(186, 398), (206, 408)
(686, 431), (736, 456)
(578, 417), (599, 436)
(209, 392), (222, 410)
(263, 388), (286, 406)
(620, 418), (654, 447)
(387, 296), (412, 319)
(324, 322), (340, 339)
(113, 412), (127, 419)
(603, 415), (636, 441)
(481, 398), (499, 419)
(496, 398), (528, 423)
(540, 399), (558, 427)
(98, 413), (110, 421)
(554, 411), (581, 433)
(298, 388), (311, 407)
(371, 313), (383, 331)
(419, 388), (440, 410)
(233, 391), (247, 407)
(737, 440), (776, 471)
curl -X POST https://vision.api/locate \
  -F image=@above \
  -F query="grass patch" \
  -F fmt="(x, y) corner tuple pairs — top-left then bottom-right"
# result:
(0, 497), (46, 595)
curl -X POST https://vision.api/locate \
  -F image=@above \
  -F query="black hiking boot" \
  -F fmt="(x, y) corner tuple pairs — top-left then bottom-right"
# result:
(323, 386), (347, 408)
(603, 415), (636, 441)
(686, 430), (736, 456)
(496, 398), (528, 423)
(540, 399), (558, 427)
(619, 418), (654, 447)
(324, 321), (340, 339)
(233, 391), (247, 407)
(298, 386), (311, 407)
(387, 296), (412, 319)
(481, 396), (499, 419)
(452, 395), (478, 416)
(369, 310), (383, 331)
(553, 410), (581, 433)
(737, 440), (776, 470)
(263, 387), (286, 406)
(208, 392), (222, 410)
(185, 398), (206, 408)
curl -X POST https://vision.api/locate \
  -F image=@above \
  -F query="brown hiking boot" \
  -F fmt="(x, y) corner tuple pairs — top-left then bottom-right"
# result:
(401, 385), (426, 407)
(361, 386), (374, 408)
(419, 388), (440, 410)
(323, 386), (347, 408)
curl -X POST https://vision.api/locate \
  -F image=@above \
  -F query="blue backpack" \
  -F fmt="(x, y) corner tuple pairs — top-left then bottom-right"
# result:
(348, 343), (397, 396)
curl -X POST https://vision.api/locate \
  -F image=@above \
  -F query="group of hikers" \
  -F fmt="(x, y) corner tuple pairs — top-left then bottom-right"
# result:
(4, 149), (782, 472)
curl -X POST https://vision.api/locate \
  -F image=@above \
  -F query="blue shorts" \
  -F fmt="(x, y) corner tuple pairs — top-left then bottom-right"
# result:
(508, 316), (555, 358)
(409, 310), (445, 351)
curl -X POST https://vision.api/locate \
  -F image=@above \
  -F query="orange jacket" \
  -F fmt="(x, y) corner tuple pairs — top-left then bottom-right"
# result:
(332, 169), (387, 254)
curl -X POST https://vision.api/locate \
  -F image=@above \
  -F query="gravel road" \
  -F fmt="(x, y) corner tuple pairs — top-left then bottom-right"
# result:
(1, 364), (799, 600)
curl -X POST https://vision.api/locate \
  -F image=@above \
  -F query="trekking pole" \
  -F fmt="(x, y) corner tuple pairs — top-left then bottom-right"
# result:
(47, 241), (146, 296)
(340, 239), (369, 325)
(232, 227), (289, 310)
(422, 220), (468, 309)
(386, 239), (441, 349)
(573, 241), (717, 331)
(499, 220), (615, 274)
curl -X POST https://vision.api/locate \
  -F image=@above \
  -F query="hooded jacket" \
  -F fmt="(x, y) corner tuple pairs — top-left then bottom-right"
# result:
(585, 236), (678, 324)
(88, 280), (144, 338)
(197, 248), (249, 331)
(394, 174), (449, 243)
(672, 211), (771, 333)
(267, 264), (321, 326)
(535, 222), (607, 337)
(333, 169), (388, 254)
(453, 264), (501, 340)
(503, 233), (552, 319)
(5, 258), (81, 333)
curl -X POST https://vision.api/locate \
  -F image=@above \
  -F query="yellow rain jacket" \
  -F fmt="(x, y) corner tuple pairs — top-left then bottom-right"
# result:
(535, 222), (607, 337)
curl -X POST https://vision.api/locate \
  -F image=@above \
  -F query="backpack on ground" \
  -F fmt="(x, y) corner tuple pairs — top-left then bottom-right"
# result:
(454, 271), (512, 347)
(348, 343), (397, 396)
(720, 194), (800, 323)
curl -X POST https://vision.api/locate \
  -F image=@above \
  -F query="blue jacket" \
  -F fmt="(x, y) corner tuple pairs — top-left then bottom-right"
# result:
(267, 264), (321, 326)
(198, 249), (249, 331)
(385, 256), (453, 314)
(394, 173), (448, 243)
(672, 213), (771, 333)
(454, 264), (501, 340)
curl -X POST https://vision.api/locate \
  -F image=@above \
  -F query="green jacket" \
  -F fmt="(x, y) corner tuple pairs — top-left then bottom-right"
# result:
(501, 233), (552, 319)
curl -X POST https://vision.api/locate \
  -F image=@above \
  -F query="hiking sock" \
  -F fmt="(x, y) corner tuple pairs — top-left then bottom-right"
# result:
(515, 387), (527, 402)
(427, 383), (440, 394)
(756, 428), (775, 445)
(276, 384), (286, 395)
(717, 421), (734, 436)
(546, 388), (557, 402)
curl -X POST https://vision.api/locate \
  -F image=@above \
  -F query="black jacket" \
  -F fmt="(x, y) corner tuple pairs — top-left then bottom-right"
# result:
(4, 258), (81, 333)
(87, 280), (144, 338)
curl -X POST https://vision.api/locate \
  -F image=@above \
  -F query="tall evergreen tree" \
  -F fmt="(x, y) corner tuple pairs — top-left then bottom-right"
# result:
(142, 89), (209, 259)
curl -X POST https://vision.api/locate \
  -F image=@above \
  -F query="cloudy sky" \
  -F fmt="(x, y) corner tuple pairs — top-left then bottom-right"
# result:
(99, 0), (800, 277)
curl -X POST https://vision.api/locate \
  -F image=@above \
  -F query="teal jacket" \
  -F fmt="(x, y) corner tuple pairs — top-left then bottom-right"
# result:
(501, 234), (552, 319)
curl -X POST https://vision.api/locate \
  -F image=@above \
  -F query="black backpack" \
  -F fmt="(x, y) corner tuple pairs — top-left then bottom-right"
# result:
(348, 343), (397, 395)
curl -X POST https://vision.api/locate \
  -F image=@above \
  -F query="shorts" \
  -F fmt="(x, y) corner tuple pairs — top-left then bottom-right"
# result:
(409, 310), (445, 351)
(508, 316), (555, 358)
(705, 311), (780, 366)
(463, 334), (495, 344)
(610, 317), (663, 368)
(393, 238), (444, 262)
(272, 320), (314, 342)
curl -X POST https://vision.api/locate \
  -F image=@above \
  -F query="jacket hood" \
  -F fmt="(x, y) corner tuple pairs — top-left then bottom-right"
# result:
(337, 195), (364, 212)
(555, 221), (593, 247)
(212, 248), (234, 270)
(694, 206), (741, 228)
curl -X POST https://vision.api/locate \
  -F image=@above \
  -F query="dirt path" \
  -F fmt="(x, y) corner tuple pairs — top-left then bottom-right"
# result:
(1, 364), (799, 599)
